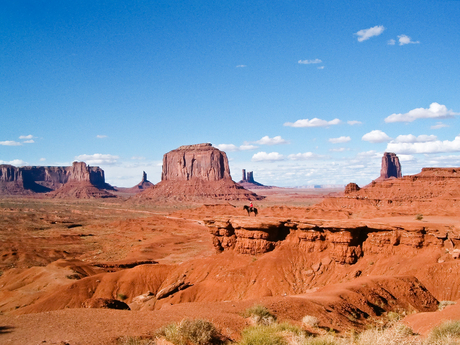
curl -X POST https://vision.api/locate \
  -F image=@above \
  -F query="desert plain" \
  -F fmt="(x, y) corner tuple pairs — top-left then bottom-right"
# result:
(2, 146), (460, 345)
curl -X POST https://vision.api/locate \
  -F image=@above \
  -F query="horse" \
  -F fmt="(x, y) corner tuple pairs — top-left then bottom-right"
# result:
(243, 205), (258, 216)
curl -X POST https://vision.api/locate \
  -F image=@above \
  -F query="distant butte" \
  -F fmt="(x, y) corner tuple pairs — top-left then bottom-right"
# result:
(237, 169), (270, 189)
(132, 143), (263, 202)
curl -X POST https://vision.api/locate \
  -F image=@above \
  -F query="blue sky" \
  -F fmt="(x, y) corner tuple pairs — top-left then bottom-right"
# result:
(1, 0), (460, 187)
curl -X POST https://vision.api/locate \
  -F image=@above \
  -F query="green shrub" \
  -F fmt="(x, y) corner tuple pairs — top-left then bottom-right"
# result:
(426, 320), (460, 343)
(157, 319), (222, 345)
(117, 293), (128, 301)
(238, 324), (287, 345)
(242, 304), (276, 325)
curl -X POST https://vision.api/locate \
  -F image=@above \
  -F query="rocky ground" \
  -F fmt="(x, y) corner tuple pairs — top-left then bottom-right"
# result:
(1, 184), (460, 344)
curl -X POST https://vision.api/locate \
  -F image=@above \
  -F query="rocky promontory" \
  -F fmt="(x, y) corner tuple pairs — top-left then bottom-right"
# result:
(133, 143), (263, 202)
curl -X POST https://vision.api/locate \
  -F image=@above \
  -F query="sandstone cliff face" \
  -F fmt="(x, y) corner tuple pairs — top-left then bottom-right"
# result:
(0, 162), (111, 195)
(133, 143), (263, 202)
(161, 143), (231, 181)
(379, 152), (402, 180)
(205, 217), (454, 264)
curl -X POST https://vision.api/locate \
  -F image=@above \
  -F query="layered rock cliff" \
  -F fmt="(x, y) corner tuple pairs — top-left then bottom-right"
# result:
(377, 152), (402, 181)
(133, 143), (263, 202)
(0, 162), (113, 196)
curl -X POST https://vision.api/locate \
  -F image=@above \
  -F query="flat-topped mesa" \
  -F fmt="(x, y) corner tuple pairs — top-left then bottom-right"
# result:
(379, 152), (402, 180)
(161, 143), (231, 182)
(68, 161), (106, 187)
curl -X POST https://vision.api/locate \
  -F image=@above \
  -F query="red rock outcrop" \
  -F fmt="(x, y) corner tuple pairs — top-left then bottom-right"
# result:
(376, 152), (402, 181)
(0, 162), (113, 195)
(344, 182), (360, 194)
(238, 169), (267, 189)
(124, 171), (155, 193)
(133, 144), (263, 202)
(314, 167), (460, 217)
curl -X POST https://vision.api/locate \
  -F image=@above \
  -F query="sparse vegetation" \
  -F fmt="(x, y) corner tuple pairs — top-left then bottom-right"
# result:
(415, 214), (423, 221)
(156, 319), (223, 345)
(242, 304), (276, 325)
(117, 336), (156, 345)
(238, 322), (304, 345)
(117, 293), (128, 300)
(426, 320), (460, 343)
(302, 315), (319, 328)
(438, 301), (456, 311)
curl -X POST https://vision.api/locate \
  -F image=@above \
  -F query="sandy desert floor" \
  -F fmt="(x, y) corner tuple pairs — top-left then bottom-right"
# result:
(1, 188), (460, 344)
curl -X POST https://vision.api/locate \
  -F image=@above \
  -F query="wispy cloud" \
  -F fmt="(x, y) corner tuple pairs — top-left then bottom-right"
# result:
(329, 148), (350, 152)
(74, 153), (119, 165)
(23, 140), (34, 144)
(431, 122), (449, 129)
(355, 25), (385, 42)
(347, 120), (362, 125)
(298, 59), (322, 64)
(216, 144), (258, 152)
(236, 65), (247, 68)
(288, 152), (322, 160)
(96, 135), (108, 139)
(19, 135), (34, 140)
(398, 34), (419, 45)
(40, 158), (46, 161)
(387, 134), (460, 154)
(385, 103), (459, 123)
(0, 141), (22, 146)
(131, 156), (146, 160)
(284, 118), (341, 128)
(329, 136), (351, 144)
(387, 39), (396, 45)
(256, 135), (289, 145)
(362, 130), (392, 143)
(0, 159), (27, 165)
(393, 134), (437, 143)
(252, 151), (285, 162)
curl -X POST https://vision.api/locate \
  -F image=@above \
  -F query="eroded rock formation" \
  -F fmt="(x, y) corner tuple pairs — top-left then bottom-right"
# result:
(133, 144), (263, 202)
(0, 162), (114, 197)
(378, 152), (402, 181)
(238, 169), (266, 188)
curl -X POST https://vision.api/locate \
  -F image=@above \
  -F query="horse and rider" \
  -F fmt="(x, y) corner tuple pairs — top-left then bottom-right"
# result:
(243, 201), (258, 216)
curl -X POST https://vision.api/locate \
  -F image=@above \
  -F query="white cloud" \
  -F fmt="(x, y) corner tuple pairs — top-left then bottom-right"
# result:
(317, 66), (325, 70)
(329, 136), (351, 144)
(131, 156), (146, 160)
(298, 59), (322, 64)
(329, 148), (350, 152)
(398, 34), (419, 45)
(284, 118), (341, 128)
(431, 122), (449, 129)
(394, 134), (437, 143)
(236, 65), (247, 68)
(74, 153), (119, 165)
(256, 136), (288, 145)
(96, 135), (108, 139)
(0, 159), (27, 166)
(19, 135), (34, 140)
(355, 25), (385, 42)
(288, 152), (321, 160)
(385, 103), (459, 123)
(0, 141), (22, 146)
(23, 140), (34, 144)
(40, 158), (46, 161)
(216, 144), (258, 152)
(386, 135), (460, 154)
(347, 120), (362, 125)
(252, 152), (285, 162)
(387, 39), (396, 45)
(362, 130), (392, 143)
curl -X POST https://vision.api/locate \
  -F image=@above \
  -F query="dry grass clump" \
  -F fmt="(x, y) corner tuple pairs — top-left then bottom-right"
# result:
(156, 319), (223, 345)
(438, 301), (456, 311)
(302, 315), (319, 328)
(425, 320), (460, 344)
(116, 336), (156, 345)
(242, 304), (276, 326)
(238, 322), (304, 345)
(354, 323), (418, 345)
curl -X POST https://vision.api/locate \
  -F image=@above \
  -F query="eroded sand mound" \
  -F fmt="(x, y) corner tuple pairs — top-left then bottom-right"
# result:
(47, 181), (116, 199)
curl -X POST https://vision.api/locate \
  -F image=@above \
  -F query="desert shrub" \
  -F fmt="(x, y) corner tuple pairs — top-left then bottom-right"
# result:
(355, 324), (418, 345)
(242, 304), (276, 325)
(238, 322), (304, 345)
(291, 334), (340, 345)
(157, 319), (222, 345)
(302, 315), (319, 328)
(426, 320), (460, 343)
(415, 214), (423, 221)
(117, 293), (128, 300)
(117, 336), (155, 345)
(438, 301), (456, 311)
